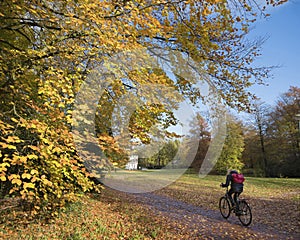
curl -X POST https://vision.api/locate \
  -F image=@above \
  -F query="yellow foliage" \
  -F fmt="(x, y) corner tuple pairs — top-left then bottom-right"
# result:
(7, 144), (17, 150)
(41, 175), (53, 187)
(11, 178), (22, 186)
(23, 182), (35, 189)
(31, 176), (37, 183)
(0, 0), (281, 217)
(0, 175), (6, 181)
(30, 169), (39, 175)
(8, 174), (20, 181)
(21, 173), (32, 179)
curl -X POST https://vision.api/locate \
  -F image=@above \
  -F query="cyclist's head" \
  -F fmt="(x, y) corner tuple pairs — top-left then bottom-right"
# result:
(228, 169), (238, 175)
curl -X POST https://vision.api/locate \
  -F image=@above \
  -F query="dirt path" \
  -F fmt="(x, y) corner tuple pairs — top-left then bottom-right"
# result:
(119, 191), (299, 239)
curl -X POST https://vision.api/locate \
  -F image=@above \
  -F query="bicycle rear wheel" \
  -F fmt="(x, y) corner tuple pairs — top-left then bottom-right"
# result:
(238, 200), (252, 226)
(219, 197), (231, 219)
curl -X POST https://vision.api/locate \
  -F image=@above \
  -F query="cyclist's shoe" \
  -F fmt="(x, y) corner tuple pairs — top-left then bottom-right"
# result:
(235, 210), (243, 216)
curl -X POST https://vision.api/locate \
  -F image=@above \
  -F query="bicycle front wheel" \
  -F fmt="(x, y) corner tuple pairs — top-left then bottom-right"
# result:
(219, 197), (231, 219)
(238, 200), (252, 226)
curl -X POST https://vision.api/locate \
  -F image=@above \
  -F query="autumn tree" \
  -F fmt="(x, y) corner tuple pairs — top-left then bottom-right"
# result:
(0, 0), (287, 212)
(251, 101), (271, 176)
(265, 86), (300, 177)
(242, 126), (264, 176)
(242, 86), (300, 177)
(188, 113), (211, 171)
(214, 115), (245, 174)
(139, 140), (180, 169)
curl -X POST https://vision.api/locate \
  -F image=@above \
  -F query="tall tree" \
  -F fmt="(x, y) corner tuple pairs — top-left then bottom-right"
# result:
(253, 101), (271, 176)
(189, 113), (211, 171)
(214, 115), (245, 174)
(242, 86), (300, 177)
(266, 86), (300, 177)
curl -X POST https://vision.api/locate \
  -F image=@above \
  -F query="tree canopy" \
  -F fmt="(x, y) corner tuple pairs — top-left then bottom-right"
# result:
(213, 115), (245, 174)
(242, 86), (300, 177)
(0, 0), (287, 212)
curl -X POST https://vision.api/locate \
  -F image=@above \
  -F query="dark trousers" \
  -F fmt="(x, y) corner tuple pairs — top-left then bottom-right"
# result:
(228, 188), (241, 210)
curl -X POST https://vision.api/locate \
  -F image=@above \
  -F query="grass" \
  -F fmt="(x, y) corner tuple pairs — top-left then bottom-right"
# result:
(177, 173), (300, 198)
(1, 173), (299, 239)
(156, 173), (300, 213)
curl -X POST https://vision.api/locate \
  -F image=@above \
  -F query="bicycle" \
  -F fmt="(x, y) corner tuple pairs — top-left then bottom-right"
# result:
(219, 186), (252, 226)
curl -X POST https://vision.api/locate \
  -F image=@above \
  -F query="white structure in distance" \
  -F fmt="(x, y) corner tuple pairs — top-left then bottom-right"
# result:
(125, 155), (139, 170)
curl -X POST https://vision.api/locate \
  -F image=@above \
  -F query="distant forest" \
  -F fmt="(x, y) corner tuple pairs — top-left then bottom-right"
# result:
(139, 86), (300, 178)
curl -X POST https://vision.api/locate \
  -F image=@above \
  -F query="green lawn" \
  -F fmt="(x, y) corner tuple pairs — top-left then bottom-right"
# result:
(177, 173), (300, 199)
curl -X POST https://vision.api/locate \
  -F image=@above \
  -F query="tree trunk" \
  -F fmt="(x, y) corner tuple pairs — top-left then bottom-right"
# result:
(257, 118), (268, 177)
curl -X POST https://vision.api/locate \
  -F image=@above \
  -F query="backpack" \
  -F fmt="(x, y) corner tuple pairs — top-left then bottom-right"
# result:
(232, 173), (245, 184)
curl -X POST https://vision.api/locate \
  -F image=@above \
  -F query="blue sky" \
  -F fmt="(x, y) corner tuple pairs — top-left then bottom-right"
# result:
(248, 1), (300, 105)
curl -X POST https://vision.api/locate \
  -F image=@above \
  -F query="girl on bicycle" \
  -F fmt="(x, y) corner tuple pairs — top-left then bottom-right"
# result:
(221, 169), (244, 214)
